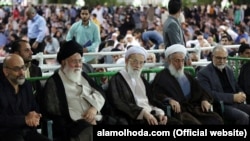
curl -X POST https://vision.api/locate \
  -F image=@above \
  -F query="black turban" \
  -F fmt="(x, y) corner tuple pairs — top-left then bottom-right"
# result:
(57, 40), (83, 64)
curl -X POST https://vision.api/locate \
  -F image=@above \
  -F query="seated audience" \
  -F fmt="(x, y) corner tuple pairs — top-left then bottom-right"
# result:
(196, 45), (250, 125)
(0, 54), (50, 141)
(44, 35), (60, 65)
(151, 44), (224, 125)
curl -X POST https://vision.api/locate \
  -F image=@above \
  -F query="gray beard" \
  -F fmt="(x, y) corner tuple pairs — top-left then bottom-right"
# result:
(127, 65), (142, 79)
(17, 78), (25, 85)
(63, 68), (82, 83)
(213, 63), (226, 71)
(168, 64), (184, 78)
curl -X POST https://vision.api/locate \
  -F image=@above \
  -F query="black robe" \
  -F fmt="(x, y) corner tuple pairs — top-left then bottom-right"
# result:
(151, 68), (223, 125)
(107, 72), (170, 125)
(238, 62), (250, 104)
(42, 70), (108, 140)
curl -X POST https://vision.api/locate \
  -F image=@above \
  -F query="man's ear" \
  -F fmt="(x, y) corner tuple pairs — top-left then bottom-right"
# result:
(61, 60), (66, 66)
(2, 68), (8, 76)
(165, 57), (169, 64)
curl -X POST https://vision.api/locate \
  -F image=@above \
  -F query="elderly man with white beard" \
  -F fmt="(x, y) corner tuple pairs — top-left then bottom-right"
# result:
(197, 45), (250, 125)
(42, 40), (108, 141)
(151, 44), (224, 125)
(107, 46), (181, 125)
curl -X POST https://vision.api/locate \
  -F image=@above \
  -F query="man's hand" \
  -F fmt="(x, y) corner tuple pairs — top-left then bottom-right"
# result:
(201, 100), (212, 112)
(32, 41), (39, 49)
(25, 111), (42, 127)
(233, 92), (246, 103)
(82, 107), (97, 125)
(157, 115), (168, 125)
(169, 99), (181, 113)
(143, 112), (158, 125)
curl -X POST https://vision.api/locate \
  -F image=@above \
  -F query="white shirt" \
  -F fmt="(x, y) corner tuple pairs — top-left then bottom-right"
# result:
(59, 70), (105, 121)
(120, 69), (165, 119)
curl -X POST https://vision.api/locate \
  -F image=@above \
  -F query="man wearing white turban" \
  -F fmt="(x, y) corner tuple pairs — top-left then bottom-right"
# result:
(107, 46), (180, 125)
(151, 44), (224, 125)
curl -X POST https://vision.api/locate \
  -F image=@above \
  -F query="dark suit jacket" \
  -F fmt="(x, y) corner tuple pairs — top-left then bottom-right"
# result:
(163, 16), (185, 48)
(0, 76), (39, 134)
(28, 64), (43, 106)
(238, 62), (250, 103)
(196, 63), (241, 105)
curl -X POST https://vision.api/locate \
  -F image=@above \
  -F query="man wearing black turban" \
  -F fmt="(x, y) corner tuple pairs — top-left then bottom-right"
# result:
(42, 40), (108, 141)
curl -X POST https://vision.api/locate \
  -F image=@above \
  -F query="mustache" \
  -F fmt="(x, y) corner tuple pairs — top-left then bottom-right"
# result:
(17, 74), (25, 79)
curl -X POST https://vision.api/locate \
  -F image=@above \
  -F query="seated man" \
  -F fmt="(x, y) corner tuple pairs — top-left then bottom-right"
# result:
(9, 39), (43, 105)
(42, 40), (107, 141)
(0, 54), (50, 141)
(238, 62), (250, 104)
(237, 43), (250, 66)
(238, 43), (250, 58)
(107, 46), (178, 125)
(151, 44), (224, 125)
(196, 45), (250, 125)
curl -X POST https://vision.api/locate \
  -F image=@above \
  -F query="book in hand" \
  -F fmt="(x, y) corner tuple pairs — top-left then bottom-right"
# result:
(83, 40), (92, 48)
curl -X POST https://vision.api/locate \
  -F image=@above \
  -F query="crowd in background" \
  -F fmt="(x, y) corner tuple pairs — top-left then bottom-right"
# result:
(1, 1), (250, 140)
(0, 2), (250, 64)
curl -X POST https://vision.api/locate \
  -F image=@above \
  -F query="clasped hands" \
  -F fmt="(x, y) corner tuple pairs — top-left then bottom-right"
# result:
(143, 111), (167, 125)
(25, 111), (42, 127)
(82, 107), (97, 125)
(234, 92), (246, 103)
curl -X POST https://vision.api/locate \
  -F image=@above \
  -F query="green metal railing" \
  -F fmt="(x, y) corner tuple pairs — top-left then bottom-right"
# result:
(227, 57), (250, 79)
(27, 67), (196, 84)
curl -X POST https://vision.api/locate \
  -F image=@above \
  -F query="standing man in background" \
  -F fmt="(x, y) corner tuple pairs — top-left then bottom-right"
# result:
(66, 6), (101, 64)
(163, 0), (191, 66)
(163, 0), (185, 48)
(25, 6), (46, 66)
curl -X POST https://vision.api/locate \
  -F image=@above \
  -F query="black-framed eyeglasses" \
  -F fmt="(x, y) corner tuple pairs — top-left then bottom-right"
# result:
(5, 65), (27, 72)
(214, 56), (228, 60)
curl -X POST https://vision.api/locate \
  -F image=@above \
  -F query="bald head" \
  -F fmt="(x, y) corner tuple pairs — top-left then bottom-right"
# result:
(3, 54), (24, 69)
(3, 54), (26, 85)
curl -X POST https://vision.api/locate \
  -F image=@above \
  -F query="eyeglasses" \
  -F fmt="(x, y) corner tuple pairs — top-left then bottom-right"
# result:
(129, 59), (145, 66)
(214, 56), (228, 60)
(172, 58), (185, 63)
(5, 65), (27, 72)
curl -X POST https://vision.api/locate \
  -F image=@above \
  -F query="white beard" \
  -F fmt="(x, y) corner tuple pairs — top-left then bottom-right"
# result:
(63, 66), (82, 83)
(168, 63), (184, 78)
(17, 77), (25, 85)
(127, 64), (142, 79)
(214, 64), (226, 71)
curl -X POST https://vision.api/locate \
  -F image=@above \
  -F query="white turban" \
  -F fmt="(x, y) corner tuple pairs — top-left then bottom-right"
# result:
(165, 44), (187, 58)
(125, 46), (148, 60)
